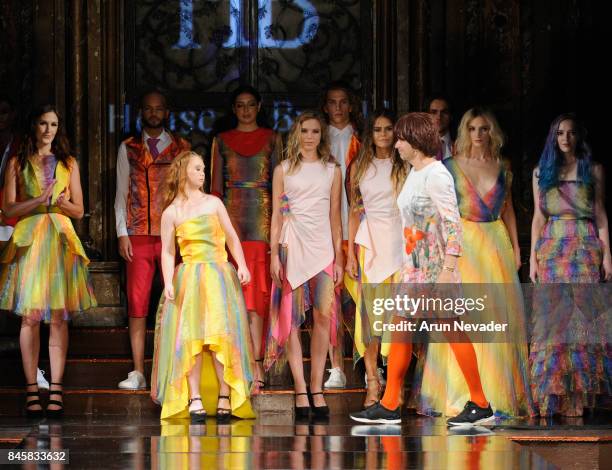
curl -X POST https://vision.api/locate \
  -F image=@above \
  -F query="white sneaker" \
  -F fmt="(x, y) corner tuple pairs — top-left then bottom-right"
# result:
(364, 367), (386, 387)
(37, 368), (49, 390)
(323, 367), (346, 389)
(118, 370), (147, 390)
(351, 424), (402, 436)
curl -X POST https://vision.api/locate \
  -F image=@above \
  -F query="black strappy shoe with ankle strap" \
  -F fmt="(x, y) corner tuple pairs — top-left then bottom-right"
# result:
(216, 395), (232, 423)
(46, 382), (64, 419)
(294, 392), (310, 419)
(308, 390), (329, 418)
(188, 397), (207, 424)
(25, 382), (43, 419)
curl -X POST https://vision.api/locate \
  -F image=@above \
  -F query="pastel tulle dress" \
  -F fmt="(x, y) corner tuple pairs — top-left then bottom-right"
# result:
(0, 155), (96, 321)
(531, 179), (611, 416)
(151, 214), (255, 420)
(344, 158), (403, 363)
(264, 160), (340, 371)
(211, 128), (281, 319)
(414, 158), (534, 418)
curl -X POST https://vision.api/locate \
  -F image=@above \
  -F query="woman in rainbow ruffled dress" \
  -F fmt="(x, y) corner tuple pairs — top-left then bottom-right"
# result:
(530, 113), (612, 416)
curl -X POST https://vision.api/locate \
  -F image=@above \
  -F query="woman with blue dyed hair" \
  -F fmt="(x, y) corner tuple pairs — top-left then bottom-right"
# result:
(530, 113), (612, 416)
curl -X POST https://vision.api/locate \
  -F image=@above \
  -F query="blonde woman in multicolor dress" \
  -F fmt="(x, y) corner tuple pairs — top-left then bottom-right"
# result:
(264, 112), (344, 419)
(416, 107), (533, 419)
(0, 105), (97, 418)
(345, 109), (407, 408)
(151, 151), (255, 423)
(530, 113), (612, 416)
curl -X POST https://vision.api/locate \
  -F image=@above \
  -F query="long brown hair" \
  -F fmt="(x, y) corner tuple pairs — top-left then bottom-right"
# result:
(18, 104), (72, 170)
(161, 151), (206, 210)
(350, 110), (407, 207)
(282, 112), (337, 175)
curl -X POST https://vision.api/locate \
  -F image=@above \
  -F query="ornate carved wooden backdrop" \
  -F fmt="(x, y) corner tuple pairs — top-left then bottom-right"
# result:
(123, 0), (373, 163)
(0, 0), (605, 297)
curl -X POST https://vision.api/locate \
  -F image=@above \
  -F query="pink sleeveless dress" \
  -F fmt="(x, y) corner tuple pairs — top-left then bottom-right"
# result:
(264, 160), (340, 371)
(345, 158), (404, 362)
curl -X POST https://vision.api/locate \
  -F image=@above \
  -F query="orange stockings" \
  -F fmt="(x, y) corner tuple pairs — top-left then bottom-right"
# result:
(380, 341), (488, 410)
(380, 342), (412, 410)
(447, 342), (488, 408)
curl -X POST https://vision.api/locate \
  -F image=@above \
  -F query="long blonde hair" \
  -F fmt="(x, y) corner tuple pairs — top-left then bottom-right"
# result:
(350, 110), (407, 208)
(455, 107), (505, 160)
(282, 111), (336, 174)
(161, 151), (205, 210)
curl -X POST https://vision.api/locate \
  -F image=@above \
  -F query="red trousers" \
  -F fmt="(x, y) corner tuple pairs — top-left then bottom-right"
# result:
(126, 235), (162, 318)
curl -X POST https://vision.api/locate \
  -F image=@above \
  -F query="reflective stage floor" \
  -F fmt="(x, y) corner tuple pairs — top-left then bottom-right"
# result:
(0, 413), (610, 469)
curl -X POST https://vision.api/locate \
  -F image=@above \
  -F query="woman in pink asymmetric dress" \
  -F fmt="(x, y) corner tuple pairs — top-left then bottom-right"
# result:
(264, 112), (344, 419)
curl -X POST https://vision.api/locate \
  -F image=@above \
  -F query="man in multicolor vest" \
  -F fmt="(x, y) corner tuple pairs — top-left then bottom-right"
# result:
(115, 90), (190, 390)
(321, 82), (362, 389)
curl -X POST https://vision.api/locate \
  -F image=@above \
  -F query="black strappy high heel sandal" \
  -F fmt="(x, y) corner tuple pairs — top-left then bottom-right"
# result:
(25, 383), (43, 419)
(254, 358), (266, 390)
(188, 397), (207, 424)
(294, 392), (311, 419)
(308, 390), (329, 418)
(46, 382), (64, 419)
(216, 395), (232, 423)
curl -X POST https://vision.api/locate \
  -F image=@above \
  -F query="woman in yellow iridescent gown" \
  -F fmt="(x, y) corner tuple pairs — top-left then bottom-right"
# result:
(415, 108), (533, 418)
(0, 105), (97, 419)
(151, 151), (255, 423)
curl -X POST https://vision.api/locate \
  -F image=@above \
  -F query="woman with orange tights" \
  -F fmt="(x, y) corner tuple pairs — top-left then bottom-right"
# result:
(349, 113), (493, 426)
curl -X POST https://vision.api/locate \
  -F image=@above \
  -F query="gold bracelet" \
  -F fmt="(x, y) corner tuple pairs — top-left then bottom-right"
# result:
(442, 265), (455, 272)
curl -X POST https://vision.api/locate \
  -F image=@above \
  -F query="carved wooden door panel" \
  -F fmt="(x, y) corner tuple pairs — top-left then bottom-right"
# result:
(123, 0), (373, 156)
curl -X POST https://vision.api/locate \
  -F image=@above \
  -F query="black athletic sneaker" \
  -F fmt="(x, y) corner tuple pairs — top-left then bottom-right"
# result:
(349, 402), (401, 424)
(446, 401), (495, 426)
